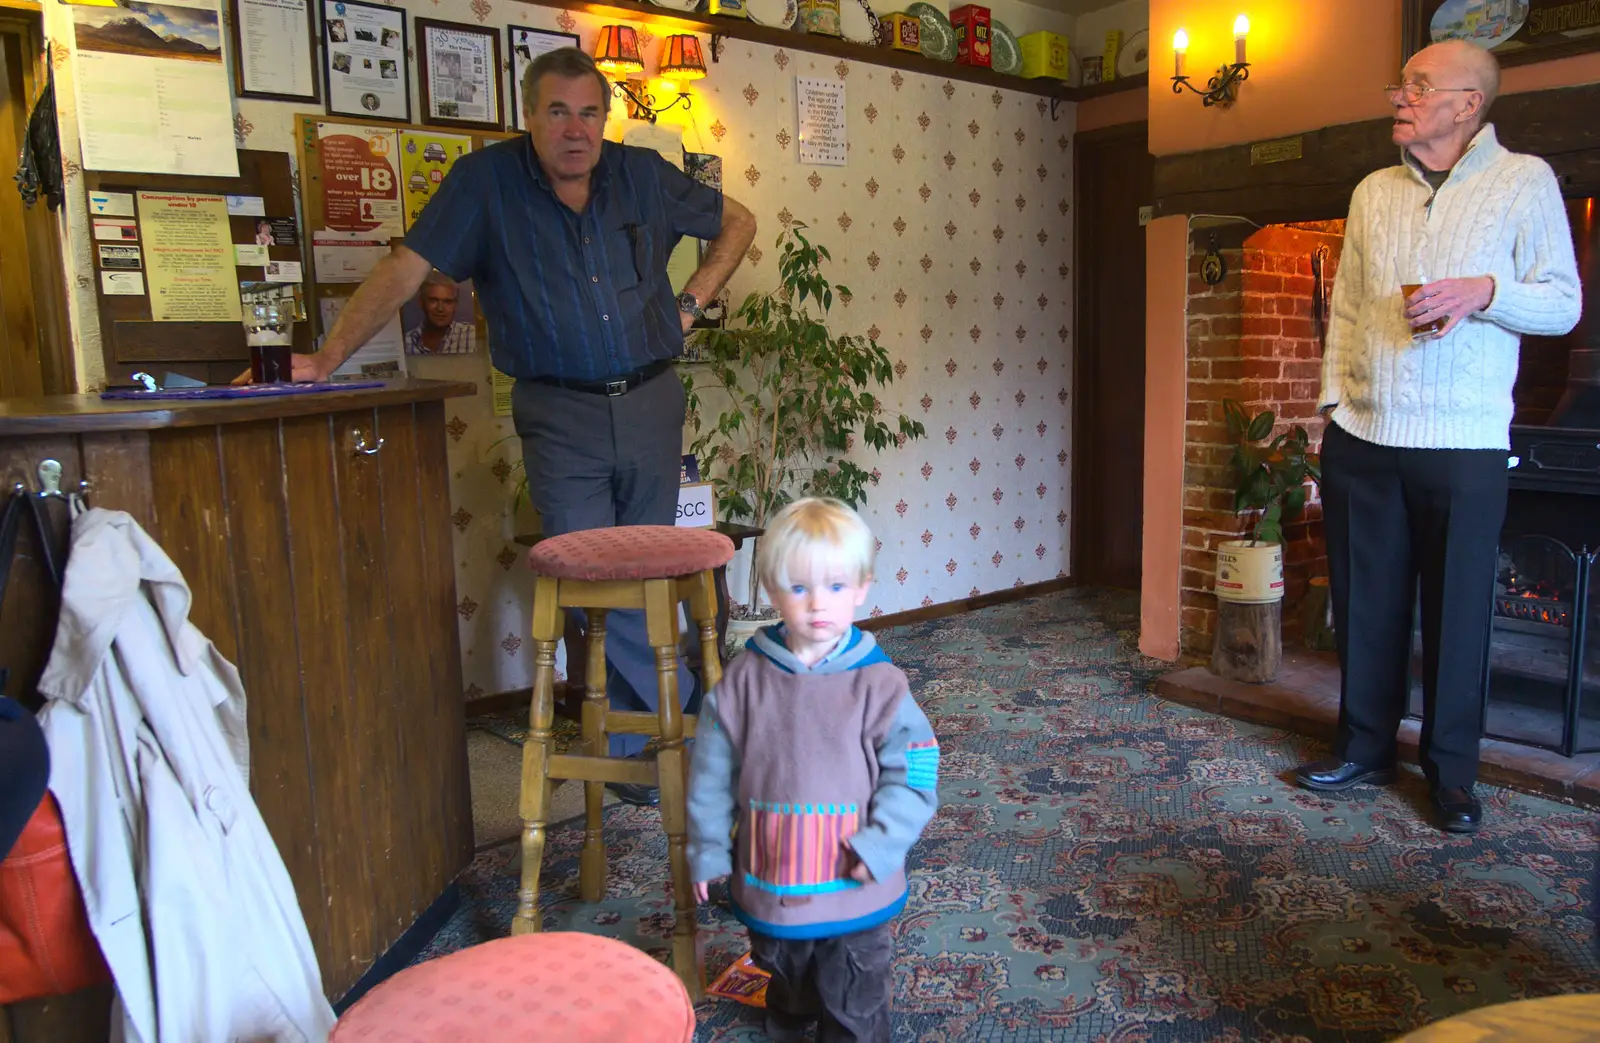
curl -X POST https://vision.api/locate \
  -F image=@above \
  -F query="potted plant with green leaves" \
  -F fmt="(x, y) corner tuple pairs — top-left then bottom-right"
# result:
(1211, 398), (1321, 682)
(682, 222), (925, 649)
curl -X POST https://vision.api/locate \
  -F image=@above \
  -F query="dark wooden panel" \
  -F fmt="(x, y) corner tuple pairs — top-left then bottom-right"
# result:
(1153, 81), (1600, 221)
(2, 985), (112, 1043)
(110, 321), (252, 363)
(373, 403), (448, 909)
(148, 427), (242, 666)
(217, 418), (333, 980)
(0, 436), (77, 710)
(280, 412), (376, 995)
(329, 407), (416, 943)
(79, 431), (156, 535)
(412, 400), (473, 871)
(0, 379), (476, 437)
(1074, 123), (1150, 589)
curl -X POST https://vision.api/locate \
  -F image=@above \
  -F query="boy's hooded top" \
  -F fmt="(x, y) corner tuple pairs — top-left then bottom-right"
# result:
(686, 625), (940, 940)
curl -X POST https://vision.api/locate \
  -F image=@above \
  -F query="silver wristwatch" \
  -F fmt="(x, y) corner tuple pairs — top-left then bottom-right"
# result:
(676, 290), (704, 319)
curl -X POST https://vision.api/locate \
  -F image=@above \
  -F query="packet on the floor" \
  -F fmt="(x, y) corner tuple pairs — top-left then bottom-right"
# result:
(707, 952), (770, 1007)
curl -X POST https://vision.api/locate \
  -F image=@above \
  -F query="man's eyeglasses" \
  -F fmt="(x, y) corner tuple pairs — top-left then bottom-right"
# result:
(1384, 82), (1478, 103)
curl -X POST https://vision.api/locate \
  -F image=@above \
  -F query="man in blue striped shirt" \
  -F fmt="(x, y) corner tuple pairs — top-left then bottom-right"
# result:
(297, 47), (756, 800)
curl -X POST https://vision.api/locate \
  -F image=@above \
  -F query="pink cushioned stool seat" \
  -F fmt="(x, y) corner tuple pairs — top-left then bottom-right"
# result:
(527, 525), (735, 582)
(331, 933), (695, 1042)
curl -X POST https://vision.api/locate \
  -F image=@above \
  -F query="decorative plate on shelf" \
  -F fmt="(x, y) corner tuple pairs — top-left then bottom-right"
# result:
(990, 20), (1021, 76)
(646, 0), (701, 10)
(906, 2), (954, 61)
(1116, 27), (1149, 77)
(746, 0), (797, 28)
(840, 0), (884, 46)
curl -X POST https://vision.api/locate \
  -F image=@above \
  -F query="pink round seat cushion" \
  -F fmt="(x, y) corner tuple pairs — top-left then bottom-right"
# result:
(330, 933), (695, 1042)
(527, 525), (735, 582)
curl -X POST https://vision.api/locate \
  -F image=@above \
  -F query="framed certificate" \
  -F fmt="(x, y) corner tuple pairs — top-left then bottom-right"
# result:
(321, 0), (410, 123)
(417, 17), (504, 131)
(231, 0), (320, 102)
(508, 26), (580, 131)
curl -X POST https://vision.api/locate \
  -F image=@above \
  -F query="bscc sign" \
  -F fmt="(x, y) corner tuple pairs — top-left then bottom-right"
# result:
(676, 482), (715, 528)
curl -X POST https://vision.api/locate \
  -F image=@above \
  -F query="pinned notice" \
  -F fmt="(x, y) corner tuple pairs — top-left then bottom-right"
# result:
(93, 217), (138, 241)
(101, 271), (146, 296)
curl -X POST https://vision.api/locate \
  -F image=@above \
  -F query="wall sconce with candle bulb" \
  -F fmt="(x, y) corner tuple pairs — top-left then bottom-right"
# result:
(593, 26), (705, 123)
(1171, 14), (1250, 108)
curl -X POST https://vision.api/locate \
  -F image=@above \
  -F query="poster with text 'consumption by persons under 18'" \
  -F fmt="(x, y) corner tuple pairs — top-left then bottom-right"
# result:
(313, 122), (402, 283)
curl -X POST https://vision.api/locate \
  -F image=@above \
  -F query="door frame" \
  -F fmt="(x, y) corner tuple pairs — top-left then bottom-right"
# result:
(0, 9), (73, 395)
(1071, 120), (1150, 585)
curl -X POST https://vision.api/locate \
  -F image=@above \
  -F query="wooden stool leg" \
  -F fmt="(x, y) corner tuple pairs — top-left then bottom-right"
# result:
(688, 570), (724, 694)
(579, 608), (609, 903)
(514, 576), (563, 935)
(645, 578), (702, 1000)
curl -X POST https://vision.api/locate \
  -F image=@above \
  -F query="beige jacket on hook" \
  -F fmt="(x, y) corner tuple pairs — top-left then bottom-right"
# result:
(36, 507), (335, 1043)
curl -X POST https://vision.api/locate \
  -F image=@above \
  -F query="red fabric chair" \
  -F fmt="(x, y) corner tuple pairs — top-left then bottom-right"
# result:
(331, 933), (695, 1042)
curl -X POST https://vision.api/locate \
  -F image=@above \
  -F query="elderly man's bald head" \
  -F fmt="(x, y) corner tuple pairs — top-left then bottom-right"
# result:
(1409, 39), (1501, 115)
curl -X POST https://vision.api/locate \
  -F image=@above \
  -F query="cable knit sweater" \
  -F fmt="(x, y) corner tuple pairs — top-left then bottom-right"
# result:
(1319, 124), (1581, 450)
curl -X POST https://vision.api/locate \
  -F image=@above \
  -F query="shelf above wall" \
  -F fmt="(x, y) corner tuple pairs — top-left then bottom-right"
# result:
(515, 0), (1149, 102)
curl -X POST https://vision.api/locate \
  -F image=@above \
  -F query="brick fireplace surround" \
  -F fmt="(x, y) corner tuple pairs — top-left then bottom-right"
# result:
(1181, 222), (1344, 656)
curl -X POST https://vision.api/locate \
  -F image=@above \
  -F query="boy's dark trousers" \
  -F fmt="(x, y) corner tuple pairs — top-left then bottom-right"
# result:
(749, 922), (894, 1043)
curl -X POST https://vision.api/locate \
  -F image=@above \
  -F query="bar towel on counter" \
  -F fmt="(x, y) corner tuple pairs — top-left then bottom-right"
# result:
(35, 507), (335, 1043)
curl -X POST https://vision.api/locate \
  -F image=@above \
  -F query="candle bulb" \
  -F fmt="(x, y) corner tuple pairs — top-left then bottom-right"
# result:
(1233, 13), (1249, 65)
(1173, 27), (1188, 78)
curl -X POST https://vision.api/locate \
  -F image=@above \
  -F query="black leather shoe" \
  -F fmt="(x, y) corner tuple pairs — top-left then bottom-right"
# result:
(1293, 757), (1396, 792)
(1431, 786), (1482, 834)
(605, 781), (659, 807)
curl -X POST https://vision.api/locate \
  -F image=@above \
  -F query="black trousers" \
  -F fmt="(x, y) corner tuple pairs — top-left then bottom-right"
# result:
(1321, 422), (1508, 788)
(749, 922), (894, 1043)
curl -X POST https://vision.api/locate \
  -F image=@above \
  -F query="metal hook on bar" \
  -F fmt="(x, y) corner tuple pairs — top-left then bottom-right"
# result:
(36, 459), (64, 500)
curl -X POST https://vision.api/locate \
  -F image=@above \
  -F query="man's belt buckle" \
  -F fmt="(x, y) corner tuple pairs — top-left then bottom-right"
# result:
(604, 379), (629, 397)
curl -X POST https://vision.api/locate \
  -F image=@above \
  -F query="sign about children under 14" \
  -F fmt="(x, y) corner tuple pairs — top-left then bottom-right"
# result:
(795, 77), (846, 167)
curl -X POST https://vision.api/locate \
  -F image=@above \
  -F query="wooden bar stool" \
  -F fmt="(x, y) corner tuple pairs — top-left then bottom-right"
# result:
(514, 524), (735, 1001)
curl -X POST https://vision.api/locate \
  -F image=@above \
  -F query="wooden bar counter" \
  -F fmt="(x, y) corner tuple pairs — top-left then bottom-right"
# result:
(0, 379), (477, 1036)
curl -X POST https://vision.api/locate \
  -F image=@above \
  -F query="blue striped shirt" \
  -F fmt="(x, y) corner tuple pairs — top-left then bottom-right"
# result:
(404, 135), (724, 382)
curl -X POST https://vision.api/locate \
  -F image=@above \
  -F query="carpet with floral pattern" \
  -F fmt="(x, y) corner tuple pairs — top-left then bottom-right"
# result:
(422, 589), (1600, 1041)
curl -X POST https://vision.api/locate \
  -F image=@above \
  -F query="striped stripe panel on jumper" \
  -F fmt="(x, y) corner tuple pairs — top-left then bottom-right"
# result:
(742, 801), (862, 895)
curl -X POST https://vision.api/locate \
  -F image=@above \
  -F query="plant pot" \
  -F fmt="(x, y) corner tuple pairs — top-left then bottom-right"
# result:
(726, 612), (780, 654)
(1210, 540), (1285, 684)
(1214, 540), (1284, 605)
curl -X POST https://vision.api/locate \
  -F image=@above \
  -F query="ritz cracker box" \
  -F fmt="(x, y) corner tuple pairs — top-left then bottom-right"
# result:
(949, 5), (991, 67)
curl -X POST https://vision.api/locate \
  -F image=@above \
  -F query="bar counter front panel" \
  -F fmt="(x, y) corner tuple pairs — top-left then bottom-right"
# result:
(0, 379), (476, 1013)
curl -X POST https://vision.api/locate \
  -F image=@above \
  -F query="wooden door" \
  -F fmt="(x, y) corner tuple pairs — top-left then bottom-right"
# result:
(0, 14), (71, 397)
(1072, 122), (1152, 590)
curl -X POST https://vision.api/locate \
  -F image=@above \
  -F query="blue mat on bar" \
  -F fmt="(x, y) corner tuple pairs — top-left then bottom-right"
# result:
(101, 381), (384, 401)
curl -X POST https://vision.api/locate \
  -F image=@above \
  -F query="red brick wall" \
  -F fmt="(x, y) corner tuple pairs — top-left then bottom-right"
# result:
(1180, 223), (1344, 656)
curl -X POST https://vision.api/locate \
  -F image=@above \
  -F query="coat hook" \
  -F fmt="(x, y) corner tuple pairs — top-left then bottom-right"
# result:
(1049, 97), (1064, 121)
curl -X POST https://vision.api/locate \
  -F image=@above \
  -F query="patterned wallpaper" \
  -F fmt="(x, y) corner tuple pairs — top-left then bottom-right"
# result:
(42, 2), (1077, 702)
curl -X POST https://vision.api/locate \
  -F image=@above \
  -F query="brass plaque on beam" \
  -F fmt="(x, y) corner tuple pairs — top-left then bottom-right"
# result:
(1250, 136), (1303, 165)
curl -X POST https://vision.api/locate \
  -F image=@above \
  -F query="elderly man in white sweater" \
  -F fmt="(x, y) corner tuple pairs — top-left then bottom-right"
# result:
(1293, 40), (1580, 832)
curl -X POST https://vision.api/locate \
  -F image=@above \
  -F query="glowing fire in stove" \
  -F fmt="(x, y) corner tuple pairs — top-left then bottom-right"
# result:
(1498, 579), (1571, 627)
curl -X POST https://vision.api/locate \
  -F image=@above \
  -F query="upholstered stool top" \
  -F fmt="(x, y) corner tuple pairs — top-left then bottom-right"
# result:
(528, 525), (735, 582)
(330, 933), (695, 1042)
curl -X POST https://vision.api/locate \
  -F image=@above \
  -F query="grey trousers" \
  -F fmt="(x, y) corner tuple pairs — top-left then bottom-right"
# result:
(511, 370), (693, 757)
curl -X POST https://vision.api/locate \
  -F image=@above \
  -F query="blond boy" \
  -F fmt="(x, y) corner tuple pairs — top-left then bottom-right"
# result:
(686, 498), (940, 1043)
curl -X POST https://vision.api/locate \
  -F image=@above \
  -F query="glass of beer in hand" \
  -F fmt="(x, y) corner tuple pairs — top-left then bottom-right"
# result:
(1401, 283), (1447, 340)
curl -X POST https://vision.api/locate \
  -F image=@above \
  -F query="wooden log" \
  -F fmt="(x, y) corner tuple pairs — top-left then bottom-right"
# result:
(1302, 576), (1337, 652)
(1211, 598), (1283, 683)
